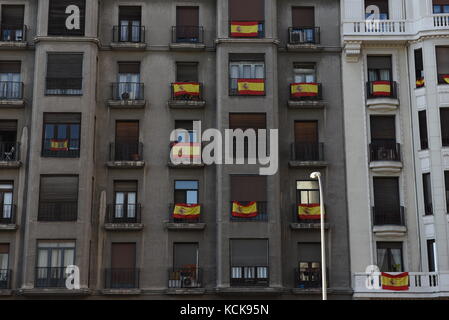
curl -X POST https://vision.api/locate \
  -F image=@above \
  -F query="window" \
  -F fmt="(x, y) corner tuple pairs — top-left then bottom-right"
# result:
(36, 241), (75, 288)
(116, 62), (142, 100)
(427, 240), (437, 272)
(176, 62), (198, 82)
(229, 113), (266, 158)
(373, 177), (402, 226)
(42, 113), (81, 158)
(415, 49), (424, 88)
(436, 47), (449, 84)
(440, 108), (449, 146)
(294, 121), (320, 161)
(0, 61), (21, 99)
(46, 53), (83, 95)
(117, 6), (142, 43)
(423, 173), (433, 216)
(290, 7), (316, 44)
(370, 116), (399, 161)
(113, 181), (138, 222)
(1, 5), (25, 41)
(293, 63), (316, 83)
(229, 54), (265, 95)
(114, 121), (140, 161)
(175, 7), (200, 43)
(296, 181), (320, 223)
(367, 56), (392, 82)
(229, 0), (264, 37)
(0, 244), (9, 289)
(174, 181), (198, 204)
(433, 0), (449, 14)
(48, 0), (85, 36)
(296, 243), (321, 288)
(169, 243), (200, 288)
(365, 0), (389, 19)
(38, 175), (79, 221)
(108, 243), (138, 289)
(376, 242), (403, 272)
(445, 171), (449, 213)
(230, 175), (267, 221)
(230, 239), (268, 287)
(0, 120), (17, 161)
(0, 182), (13, 223)
(419, 111), (429, 150)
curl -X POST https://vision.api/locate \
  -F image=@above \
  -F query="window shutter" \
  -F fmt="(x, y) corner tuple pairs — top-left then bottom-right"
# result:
(229, 0), (264, 21)
(370, 116), (396, 141)
(175, 120), (194, 131)
(115, 121), (139, 143)
(1, 5), (24, 27)
(0, 61), (21, 73)
(174, 243), (198, 268)
(118, 62), (140, 74)
(436, 47), (449, 75)
(229, 113), (266, 130)
(40, 176), (79, 202)
(292, 7), (315, 27)
(229, 53), (265, 62)
(0, 121), (17, 131)
(111, 243), (136, 269)
(119, 6), (141, 21)
(114, 181), (137, 193)
(48, 0), (85, 36)
(0, 244), (9, 254)
(367, 56), (392, 69)
(43, 113), (81, 124)
(298, 243), (321, 262)
(231, 175), (267, 201)
(231, 239), (268, 266)
(176, 62), (198, 82)
(176, 7), (199, 26)
(294, 121), (318, 144)
(373, 178), (400, 212)
(47, 53), (83, 79)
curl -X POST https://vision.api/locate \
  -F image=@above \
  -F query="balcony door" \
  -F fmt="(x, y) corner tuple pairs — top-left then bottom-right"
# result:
(297, 243), (321, 288)
(0, 120), (17, 161)
(176, 6), (199, 42)
(117, 62), (140, 100)
(0, 182), (13, 221)
(293, 63), (315, 83)
(0, 244), (9, 289)
(115, 121), (139, 161)
(367, 56), (392, 82)
(291, 7), (315, 43)
(119, 6), (141, 42)
(111, 243), (136, 289)
(114, 181), (137, 221)
(1, 5), (24, 41)
(370, 116), (397, 161)
(0, 61), (21, 99)
(365, 0), (389, 20)
(377, 242), (403, 272)
(294, 121), (318, 161)
(373, 177), (401, 225)
(230, 175), (267, 221)
(171, 243), (200, 288)
(36, 242), (75, 288)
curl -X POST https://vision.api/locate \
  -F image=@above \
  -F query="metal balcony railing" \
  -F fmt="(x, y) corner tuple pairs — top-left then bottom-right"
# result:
(288, 27), (320, 44)
(42, 139), (80, 158)
(35, 267), (68, 288)
(45, 78), (82, 96)
(0, 142), (20, 161)
(366, 81), (398, 99)
(291, 142), (324, 162)
(289, 82), (322, 100)
(38, 201), (78, 222)
(113, 25), (145, 43)
(169, 203), (202, 223)
(111, 82), (144, 101)
(294, 264), (322, 289)
(0, 269), (11, 289)
(230, 201), (267, 222)
(171, 26), (204, 43)
(372, 206), (406, 226)
(230, 266), (269, 287)
(0, 81), (23, 100)
(369, 142), (401, 162)
(0, 204), (16, 224)
(106, 204), (142, 224)
(0, 25), (26, 42)
(168, 267), (203, 288)
(109, 142), (143, 162)
(104, 268), (140, 289)
(171, 82), (203, 101)
(229, 21), (265, 38)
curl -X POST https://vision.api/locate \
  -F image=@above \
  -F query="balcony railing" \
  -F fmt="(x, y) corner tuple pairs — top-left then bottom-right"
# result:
(109, 142), (143, 162)
(0, 25), (26, 42)
(289, 83), (322, 100)
(229, 78), (266, 96)
(372, 206), (405, 226)
(369, 142), (401, 162)
(366, 81), (398, 99)
(106, 204), (142, 224)
(172, 26), (204, 43)
(169, 203), (202, 223)
(229, 21), (265, 38)
(113, 25), (145, 43)
(288, 27), (320, 44)
(294, 264), (322, 289)
(171, 82), (203, 101)
(35, 267), (68, 288)
(291, 142), (324, 162)
(0, 81), (23, 100)
(0, 204), (16, 224)
(0, 269), (11, 289)
(230, 201), (267, 222)
(433, 14), (449, 28)
(0, 142), (20, 161)
(168, 267), (203, 289)
(104, 268), (140, 289)
(42, 139), (80, 158)
(346, 20), (408, 34)
(45, 78), (82, 96)
(111, 82), (144, 101)
(230, 266), (269, 287)
(38, 201), (78, 222)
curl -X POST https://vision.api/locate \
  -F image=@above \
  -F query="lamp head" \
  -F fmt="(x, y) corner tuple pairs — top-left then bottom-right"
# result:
(310, 172), (321, 179)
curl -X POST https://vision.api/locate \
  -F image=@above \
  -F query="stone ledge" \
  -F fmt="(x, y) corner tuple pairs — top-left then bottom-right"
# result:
(370, 161), (403, 173)
(290, 222), (329, 230)
(107, 100), (146, 109)
(373, 225), (407, 237)
(104, 223), (144, 231)
(101, 289), (141, 296)
(169, 43), (206, 51)
(166, 288), (206, 295)
(0, 289), (13, 296)
(106, 161), (145, 169)
(0, 41), (27, 49)
(0, 161), (22, 169)
(216, 38), (280, 45)
(288, 100), (326, 109)
(286, 44), (323, 52)
(0, 224), (18, 231)
(110, 42), (147, 50)
(366, 98), (400, 111)
(165, 222), (206, 231)
(168, 100), (206, 109)
(17, 288), (91, 297)
(0, 99), (26, 108)
(289, 161), (328, 168)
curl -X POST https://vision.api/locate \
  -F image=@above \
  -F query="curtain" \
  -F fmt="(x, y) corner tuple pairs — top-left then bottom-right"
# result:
(377, 248), (388, 271)
(0, 73), (20, 99)
(2, 192), (12, 218)
(127, 193), (136, 218)
(115, 192), (125, 218)
(118, 73), (140, 100)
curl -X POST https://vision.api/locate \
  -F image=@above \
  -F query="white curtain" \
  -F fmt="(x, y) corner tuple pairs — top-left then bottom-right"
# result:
(118, 73), (140, 100)
(2, 192), (12, 218)
(127, 192), (136, 218)
(0, 73), (20, 99)
(115, 192), (125, 218)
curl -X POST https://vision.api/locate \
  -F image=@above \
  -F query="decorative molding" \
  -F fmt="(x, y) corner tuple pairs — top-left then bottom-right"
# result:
(344, 41), (362, 62)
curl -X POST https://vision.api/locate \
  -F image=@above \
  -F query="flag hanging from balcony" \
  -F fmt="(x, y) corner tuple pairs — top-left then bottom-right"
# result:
(173, 82), (200, 97)
(230, 21), (259, 37)
(291, 83), (319, 98)
(173, 204), (201, 219)
(381, 272), (410, 291)
(416, 78), (425, 88)
(372, 81), (392, 97)
(297, 204), (321, 220)
(443, 75), (449, 84)
(237, 79), (265, 95)
(50, 139), (69, 151)
(232, 201), (258, 218)
(171, 143), (201, 160)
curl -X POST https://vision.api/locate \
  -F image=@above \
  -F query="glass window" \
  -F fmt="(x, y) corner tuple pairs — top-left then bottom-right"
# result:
(0, 182), (13, 219)
(174, 180), (199, 204)
(377, 242), (403, 272)
(296, 180), (319, 205)
(42, 113), (81, 158)
(294, 63), (316, 83)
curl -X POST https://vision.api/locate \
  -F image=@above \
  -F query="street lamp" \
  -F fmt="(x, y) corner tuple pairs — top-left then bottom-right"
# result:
(310, 171), (327, 301)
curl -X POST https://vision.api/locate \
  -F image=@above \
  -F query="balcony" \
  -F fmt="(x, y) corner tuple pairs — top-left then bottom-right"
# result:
(42, 139), (80, 158)
(289, 142), (327, 168)
(229, 21), (265, 39)
(45, 78), (82, 96)
(369, 142), (402, 173)
(104, 268), (140, 290)
(343, 20), (409, 37)
(372, 206), (406, 236)
(0, 81), (24, 107)
(230, 266), (269, 287)
(104, 204), (143, 231)
(0, 142), (21, 168)
(230, 201), (267, 222)
(38, 202), (78, 222)
(287, 27), (320, 51)
(229, 78), (266, 96)
(111, 26), (146, 50)
(170, 26), (205, 50)
(168, 82), (205, 108)
(290, 204), (329, 230)
(288, 83), (325, 109)
(35, 267), (68, 288)
(0, 204), (17, 231)
(366, 81), (399, 110)
(107, 82), (146, 109)
(0, 269), (11, 289)
(167, 267), (204, 295)
(0, 25), (27, 48)
(107, 142), (145, 169)
(294, 264), (322, 290)
(165, 203), (205, 231)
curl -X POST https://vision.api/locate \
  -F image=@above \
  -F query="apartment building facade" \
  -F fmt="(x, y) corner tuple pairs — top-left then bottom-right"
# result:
(0, 0), (351, 299)
(342, 0), (449, 299)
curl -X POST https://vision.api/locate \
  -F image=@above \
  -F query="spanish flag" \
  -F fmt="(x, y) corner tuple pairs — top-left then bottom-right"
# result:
(372, 81), (392, 97)
(173, 204), (201, 219)
(442, 75), (449, 84)
(298, 204), (321, 220)
(291, 83), (319, 98)
(50, 139), (68, 151)
(237, 79), (265, 95)
(171, 143), (201, 160)
(416, 78), (425, 88)
(173, 82), (200, 97)
(381, 272), (409, 291)
(230, 21), (259, 37)
(232, 201), (258, 218)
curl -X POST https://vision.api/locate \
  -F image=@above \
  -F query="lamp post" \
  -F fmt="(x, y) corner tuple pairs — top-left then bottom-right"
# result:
(310, 171), (327, 300)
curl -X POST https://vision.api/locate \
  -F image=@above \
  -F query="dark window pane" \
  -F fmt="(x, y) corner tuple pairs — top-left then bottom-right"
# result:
(230, 239), (268, 266)
(229, 0), (264, 21)
(419, 111), (429, 150)
(48, 0), (85, 36)
(440, 108), (449, 146)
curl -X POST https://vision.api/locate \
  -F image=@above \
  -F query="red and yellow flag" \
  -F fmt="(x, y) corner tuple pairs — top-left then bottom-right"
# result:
(230, 21), (259, 37)
(381, 272), (409, 291)
(50, 139), (68, 151)
(171, 143), (201, 160)
(442, 75), (449, 84)
(173, 82), (200, 97)
(291, 83), (319, 97)
(237, 79), (265, 95)
(298, 204), (321, 220)
(416, 78), (425, 88)
(173, 204), (201, 219)
(372, 81), (392, 97)
(232, 201), (258, 218)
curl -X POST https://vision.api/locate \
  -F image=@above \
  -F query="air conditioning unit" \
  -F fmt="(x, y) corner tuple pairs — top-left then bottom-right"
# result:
(181, 275), (195, 288)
